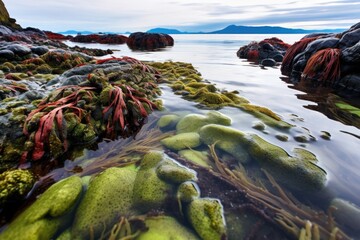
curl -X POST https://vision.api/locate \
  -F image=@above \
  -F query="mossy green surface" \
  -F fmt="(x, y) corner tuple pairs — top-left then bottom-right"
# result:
(137, 216), (200, 240)
(199, 124), (326, 191)
(72, 167), (137, 239)
(0, 169), (35, 206)
(178, 149), (210, 168)
(0, 176), (82, 240)
(186, 198), (226, 240)
(156, 164), (197, 184)
(176, 111), (232, 134)
(157, 114), (180, 129)
(199, 124), (251, 164)
(161, 132), (201, 151)
(177, 181), (200, 203)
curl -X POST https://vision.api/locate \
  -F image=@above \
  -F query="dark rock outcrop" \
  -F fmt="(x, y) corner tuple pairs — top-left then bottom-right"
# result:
(281, 22), (360, 96)
(237, 37), (290, 66)
(126, 32), (174, 50)
(0, 0), (21, 29)
(71, 34), (128, 44)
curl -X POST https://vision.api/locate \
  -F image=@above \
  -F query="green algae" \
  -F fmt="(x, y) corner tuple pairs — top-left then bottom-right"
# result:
(161, 132), (201, 151)
(137, 216), (200, 240)
(178, 149), (211, 168)
(0, 176), (82, 240)
(157, 114), (180, 129)
(72, 167), (137, 239)
(186, 198), (226, 240)
(0, 169), (35, 206)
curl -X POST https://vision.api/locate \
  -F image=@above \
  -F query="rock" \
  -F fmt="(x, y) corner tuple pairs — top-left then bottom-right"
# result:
(137, 216), (200, 240)
(337, 74), (360, 94)
(30, 46), (49, 56)
(0, 176), (83, 240)
(0, 169), (35, 206)
(199, 124), (327, 191)
(303, 37), (339, 56)
(261, 58), (276, 67)
(127, 32), (174, 50)
(199, 124), (251, 164)
(6, 44), (31, 57)
(0, 49), (14, 60)
(186, 198), (226, 240)
(72, 167), (137, 239)
(0, 0), (21, 29)
(320, 131), (331, 140)
(176, 111), (232, 134)
(177, 181), (200, 203)
(330, 198), (360, 236)
(132, 151), (196, 213)
(157, 114), (180, 130)
(339, 28), (360, 49)
(275, 133), (289, 142)
(341, 41), (360, 63)
(161, 132), (201, 151)
(237, 37), (290, 64)
(178, 149), (211, 168)
(71, 34), (128, 44)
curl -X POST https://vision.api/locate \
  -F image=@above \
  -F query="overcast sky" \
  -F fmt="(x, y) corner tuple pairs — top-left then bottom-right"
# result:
(3, 0), (360, 32)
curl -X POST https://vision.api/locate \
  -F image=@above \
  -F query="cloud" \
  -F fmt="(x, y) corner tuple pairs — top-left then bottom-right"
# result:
(2, 0), (359, 32)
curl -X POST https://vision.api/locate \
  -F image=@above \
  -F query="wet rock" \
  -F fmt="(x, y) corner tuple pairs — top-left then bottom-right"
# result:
(186, 198), (226, 240)
(72, 34), (128, 44)
(137, 216), (200, 240)
(320, 131), (331, 140)
(176, 111), (232, 134)
(127, 32), (174, 50)
(341, 41), (360, 63)
(237, 37), (290, 64)
(157, 114), (180, 130)
(0, 169), (35, 206)
(339, 28), (360, 49)
(30, 46), (49, 56)
(6, 44), (31, 57)
(161, 132), (201, 151)
(72, 167), (137, 239)
(0, 49), (14, 60)
(261, 58), (276, 67)
(275, 133), (289, 142)
(199, 124), (327, 191)
(0, 176), (83, 240)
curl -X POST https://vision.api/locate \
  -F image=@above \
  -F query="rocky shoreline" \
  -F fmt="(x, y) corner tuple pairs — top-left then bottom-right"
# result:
(1, 1), (360, 239)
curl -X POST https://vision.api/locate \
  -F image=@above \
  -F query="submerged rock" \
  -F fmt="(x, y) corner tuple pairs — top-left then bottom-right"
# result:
(0, 176), (83, 240)
(199, 124), (327, 191)
(137, 216), (200, 240)
(72, 167), (137, 239)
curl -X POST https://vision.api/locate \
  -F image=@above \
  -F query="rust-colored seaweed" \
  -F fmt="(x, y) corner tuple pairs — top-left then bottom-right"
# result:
(281, 37), (318, 75)
(302, 48), (341, 84)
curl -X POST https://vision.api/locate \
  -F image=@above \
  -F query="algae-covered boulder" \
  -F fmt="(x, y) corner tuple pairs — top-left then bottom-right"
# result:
(0, 176), (82, 240)
(176, 111), (232, 134)
(71, 167), (137, 239)
(186, 198), (226, 240)
(178, 149), (211, 168)
(199, 124), (327, 191)
(199, 124), (250, 164)
(157, 114), (180, 130)
(0, 169), (35, 206)
(132, 151), (197, 213)
(137, 216), (200, 240)
(161, 132), (201, 151)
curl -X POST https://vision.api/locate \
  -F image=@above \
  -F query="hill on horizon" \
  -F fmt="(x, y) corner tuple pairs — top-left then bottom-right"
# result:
(57, 25), (346, 35)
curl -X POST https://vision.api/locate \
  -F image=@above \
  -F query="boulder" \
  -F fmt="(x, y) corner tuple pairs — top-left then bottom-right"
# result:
(71, 34), (128, 44)
(127, 32), (174, 50)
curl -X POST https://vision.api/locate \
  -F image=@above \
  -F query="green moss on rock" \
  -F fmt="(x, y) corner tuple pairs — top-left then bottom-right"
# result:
(161, 132), (201, 151)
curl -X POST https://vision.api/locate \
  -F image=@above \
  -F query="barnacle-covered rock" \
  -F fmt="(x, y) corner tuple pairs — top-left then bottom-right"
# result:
(72, 167), (137, 239)
(127, 32), (174, 50)
(0, 169), (35, 206)
(0, 176), (82, 240)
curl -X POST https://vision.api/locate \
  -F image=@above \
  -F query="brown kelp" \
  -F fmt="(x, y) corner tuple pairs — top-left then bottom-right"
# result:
(302, 48), (341, 85)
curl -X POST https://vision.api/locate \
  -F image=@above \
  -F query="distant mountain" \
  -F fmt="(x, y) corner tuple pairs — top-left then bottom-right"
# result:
(58, 30), (94, 35)
(210, 25), (311, 34)
(146, 28), (184, 34)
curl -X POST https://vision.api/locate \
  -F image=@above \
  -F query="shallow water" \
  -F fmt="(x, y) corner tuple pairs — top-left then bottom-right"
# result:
(65, 34), (360, 209)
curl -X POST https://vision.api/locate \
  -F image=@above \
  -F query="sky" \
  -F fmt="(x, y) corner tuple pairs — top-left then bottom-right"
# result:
(3, 0), (360, 33)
